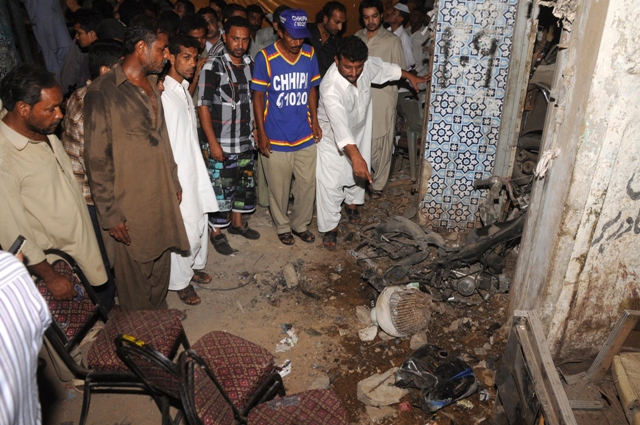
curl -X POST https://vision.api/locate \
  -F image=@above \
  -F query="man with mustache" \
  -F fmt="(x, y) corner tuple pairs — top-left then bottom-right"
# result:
(0, 64), (107, 301)
(162, 35), (219, 305)
(198, 16), (260, 256)
(84, 15), (189, 311)
(307, 1), (347, 77)
(316, 36), (429, 247)
(355, 0), (405, 200)
(252, 9), (322, 246)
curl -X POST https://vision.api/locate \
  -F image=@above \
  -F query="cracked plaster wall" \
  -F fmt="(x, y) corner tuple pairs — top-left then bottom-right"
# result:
(510, 0), (640, 361)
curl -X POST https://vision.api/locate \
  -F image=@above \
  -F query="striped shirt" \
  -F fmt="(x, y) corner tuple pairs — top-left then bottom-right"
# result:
(251, 42), (321, 152)
(198, 52), (254, 154)
(0, 251), (51, 425)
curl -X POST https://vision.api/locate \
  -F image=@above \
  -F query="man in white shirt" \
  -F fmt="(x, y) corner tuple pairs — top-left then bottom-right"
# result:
(386, 3), (415, 70)
(162, 35), (219, 305)
(316, 36), (428, 247)
(0, 251), (51, 425)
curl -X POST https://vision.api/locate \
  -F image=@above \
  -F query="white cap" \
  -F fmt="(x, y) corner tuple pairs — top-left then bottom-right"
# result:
(394, 3), (410, 14)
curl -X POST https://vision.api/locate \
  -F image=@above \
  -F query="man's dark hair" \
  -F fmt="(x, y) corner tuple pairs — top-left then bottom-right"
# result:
(246, 4), (264, 16)
(92, 0), (114, 20)
(197, 7), (218, 20)
(317, 1), (347, 24)
(223, 16), (251, 35)
(88, 39), (125, 79)
(159, 10), (181, 36)
(72, 8), (103, 32)
(0, 65), (58, 111)
(359, 0), (384, 16)
(336, 36), (368, 63)
(141, 0), (161, 17)
(175, 0), (196, 14)
(272, 5), (291, 30)
(222, 4), (247, 22)
(209, 0), (227, 11)
(117, 0), (145, 26)
(178, 13), (208, 35)
(397, 9), (410, 26)
(168, 34), (201, 55)
(124, 15), (164, 55)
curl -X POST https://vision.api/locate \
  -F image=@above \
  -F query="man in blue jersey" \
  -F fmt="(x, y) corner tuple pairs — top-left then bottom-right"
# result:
(252, 9), (322, 246)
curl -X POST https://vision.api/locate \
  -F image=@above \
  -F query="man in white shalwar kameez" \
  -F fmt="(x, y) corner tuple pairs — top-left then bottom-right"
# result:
(162, 35), (219, 305)
(316, 36), (428, 247)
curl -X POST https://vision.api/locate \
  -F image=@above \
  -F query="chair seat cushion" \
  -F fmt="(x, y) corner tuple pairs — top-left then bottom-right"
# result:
(36, 260), (96, 340)
(247, 389), (348, 425)
(192, 360), (235, 424)
(192, 331), (275, 410)
(87, 310), (183, 372)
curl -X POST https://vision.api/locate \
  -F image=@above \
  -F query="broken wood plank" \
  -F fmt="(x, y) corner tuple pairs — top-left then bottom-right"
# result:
(568, 400), (604, 410)
(587, 310), (640, 383)
(563, 372), (588, 386)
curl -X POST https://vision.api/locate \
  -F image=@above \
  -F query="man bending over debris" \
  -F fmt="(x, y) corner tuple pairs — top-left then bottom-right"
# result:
(316, 36), (429, 247)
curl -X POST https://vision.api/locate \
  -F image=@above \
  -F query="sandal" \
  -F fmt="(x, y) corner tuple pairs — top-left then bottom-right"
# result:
(278, 232), (295, 245)
(369, 189), (383, 200)
(323, 230), (338, 248)
(292, 229), (315, 243)
(177, 284), (201, 305)
(191, 271), (212, 284)
(345, 207), (361, 224)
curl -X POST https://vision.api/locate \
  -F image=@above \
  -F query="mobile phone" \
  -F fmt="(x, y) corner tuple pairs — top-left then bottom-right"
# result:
(8, 235), (26, 255)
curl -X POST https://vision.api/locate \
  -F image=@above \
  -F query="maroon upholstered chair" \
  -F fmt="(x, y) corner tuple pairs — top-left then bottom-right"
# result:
(190, 330), (284, 415)
(115, 330), (284, 423)
(179, 350), (349, 425)
(38, 249), (190, 425)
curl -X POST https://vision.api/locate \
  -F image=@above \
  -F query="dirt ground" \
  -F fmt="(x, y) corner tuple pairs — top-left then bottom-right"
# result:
(40, 167), (509, 425)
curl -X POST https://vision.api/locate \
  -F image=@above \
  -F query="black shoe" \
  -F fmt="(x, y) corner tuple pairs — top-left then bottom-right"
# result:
(227, 222), (260, 240)
(210, 233), (234, 255)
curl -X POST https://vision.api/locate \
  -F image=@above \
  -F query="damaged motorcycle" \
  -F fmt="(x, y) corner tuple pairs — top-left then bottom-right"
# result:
(354, 175), (532, 305)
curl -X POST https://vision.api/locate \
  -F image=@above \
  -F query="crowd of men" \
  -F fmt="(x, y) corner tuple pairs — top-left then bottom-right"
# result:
(0, 0), (432, 328)
(0, 1), (434, 421)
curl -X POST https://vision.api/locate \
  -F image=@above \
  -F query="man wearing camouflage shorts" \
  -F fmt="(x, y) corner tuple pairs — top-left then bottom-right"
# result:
(198, 16), (260, 255)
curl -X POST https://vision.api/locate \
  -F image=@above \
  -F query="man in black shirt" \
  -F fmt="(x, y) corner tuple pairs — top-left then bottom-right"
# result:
(306, 1), (347, 77)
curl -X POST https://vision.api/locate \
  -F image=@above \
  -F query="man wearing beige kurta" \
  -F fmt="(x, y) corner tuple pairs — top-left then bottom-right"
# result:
(356, 0), (405, 195)
(0, 65), (107, 300)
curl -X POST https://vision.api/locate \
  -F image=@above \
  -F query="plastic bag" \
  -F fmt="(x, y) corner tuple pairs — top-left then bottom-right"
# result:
(395, 344), (478, 412)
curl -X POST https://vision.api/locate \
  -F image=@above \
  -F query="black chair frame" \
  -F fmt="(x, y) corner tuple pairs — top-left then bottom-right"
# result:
(115, 334), (185, 425)
(41, 249), (188, 425)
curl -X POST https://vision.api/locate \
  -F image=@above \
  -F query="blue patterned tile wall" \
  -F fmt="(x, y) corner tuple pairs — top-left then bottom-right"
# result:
(421, 0), (518, 232)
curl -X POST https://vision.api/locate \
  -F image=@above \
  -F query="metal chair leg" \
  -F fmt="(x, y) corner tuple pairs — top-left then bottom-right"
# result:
(79, 380), (92, 425)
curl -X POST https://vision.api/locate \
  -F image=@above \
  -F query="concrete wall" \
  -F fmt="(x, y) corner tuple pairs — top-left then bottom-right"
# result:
(510, 0), (640, 361)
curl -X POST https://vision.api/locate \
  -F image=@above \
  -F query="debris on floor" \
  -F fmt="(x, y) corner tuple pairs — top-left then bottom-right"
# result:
(276, 324), (298, 352)
(357, 367), (409, 406)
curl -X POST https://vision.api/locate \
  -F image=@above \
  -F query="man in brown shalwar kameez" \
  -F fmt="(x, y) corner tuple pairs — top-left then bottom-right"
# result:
(84, 15), (189, 311)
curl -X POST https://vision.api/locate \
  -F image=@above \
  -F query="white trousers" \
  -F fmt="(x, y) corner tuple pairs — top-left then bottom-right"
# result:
(169, 215), (209, 291)
(316, 179), (365, 233)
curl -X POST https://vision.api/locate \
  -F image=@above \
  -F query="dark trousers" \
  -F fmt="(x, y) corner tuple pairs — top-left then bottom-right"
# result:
(87, 204), (116, 311)
(112, 244), (171, 311)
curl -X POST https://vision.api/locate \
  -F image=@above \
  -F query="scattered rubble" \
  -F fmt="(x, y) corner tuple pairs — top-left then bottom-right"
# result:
(410, 332), (428, 350)
(365, 406), (397, 423)
(308, 372), (331, 390)
(356, 305), (374, 327)
(357, 368), (408, 407)
(282, 263), (298, 287)
(358, 326), (378, 342)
